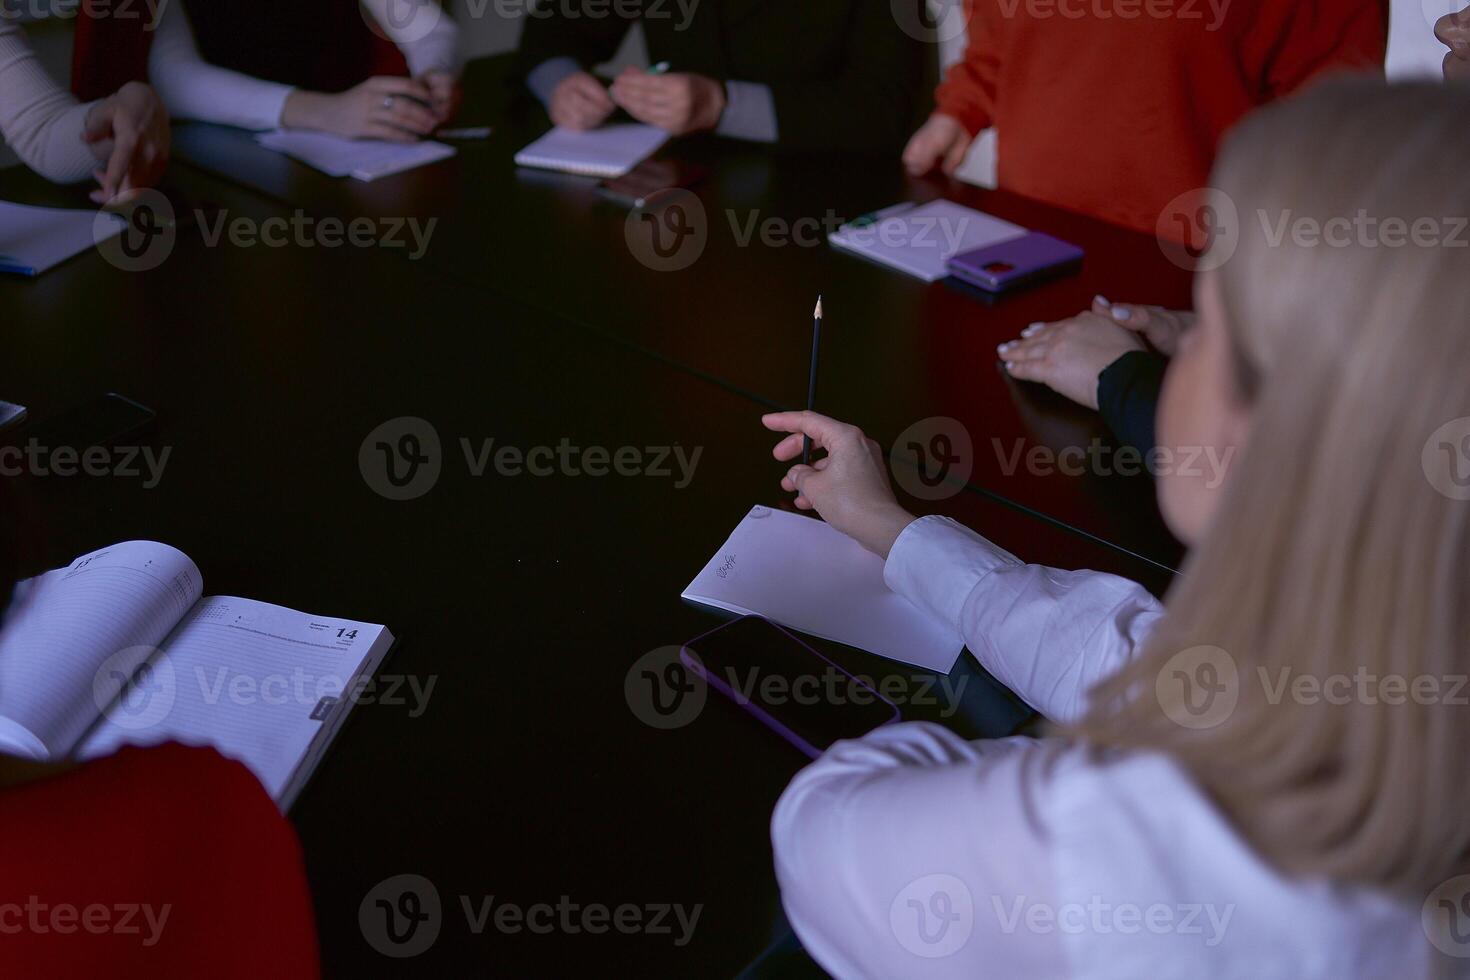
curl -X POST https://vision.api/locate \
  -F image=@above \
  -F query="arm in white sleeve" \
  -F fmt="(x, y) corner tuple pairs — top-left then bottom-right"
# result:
(146, 1), (292, 131)
(772, 723), (1073, 980)
(884, 516), (1165, 724)
(0, 22), (100, 183)
(362, 0), (463, 77)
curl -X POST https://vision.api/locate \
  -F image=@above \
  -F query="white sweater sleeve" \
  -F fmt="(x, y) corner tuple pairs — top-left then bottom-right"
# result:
(147, 1), (293, 131)
(361, 0), (463, 77)
(0, 22), (100, 184)
(883, 516), (1165, 724)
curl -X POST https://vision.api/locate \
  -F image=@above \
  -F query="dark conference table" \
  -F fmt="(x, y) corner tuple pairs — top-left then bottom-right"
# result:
(2, 55), (1186, 976)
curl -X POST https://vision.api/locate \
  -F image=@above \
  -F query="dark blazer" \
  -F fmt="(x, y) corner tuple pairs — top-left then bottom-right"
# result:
(515, 0), (927, 153)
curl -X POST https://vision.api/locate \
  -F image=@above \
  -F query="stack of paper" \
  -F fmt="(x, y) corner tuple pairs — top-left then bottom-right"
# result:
(255, 131), (456, 181)
(683, 506), (964, 672)
(0, 201), (124, 277)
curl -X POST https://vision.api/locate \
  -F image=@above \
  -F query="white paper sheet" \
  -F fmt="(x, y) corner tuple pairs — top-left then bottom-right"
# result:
(0, 201), (124, 276)
(255, 130), (455, 181)
(683, 506), (964, 672)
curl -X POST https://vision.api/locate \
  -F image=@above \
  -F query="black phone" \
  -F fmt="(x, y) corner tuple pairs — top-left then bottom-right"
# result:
(597, 159), (707, 208)
(681, 616), (900, 758)
(4, 393), (156, 450)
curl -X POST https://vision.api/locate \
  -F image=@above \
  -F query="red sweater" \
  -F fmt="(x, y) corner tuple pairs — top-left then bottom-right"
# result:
(935, 0), (1387, 237)
(0, 744), (320, 978)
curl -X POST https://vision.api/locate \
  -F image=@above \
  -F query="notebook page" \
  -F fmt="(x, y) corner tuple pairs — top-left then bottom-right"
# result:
(828, 200), (1026, 282)
(682, 506), (964, 673)
(78, 596), (388, 802)
(514, 124), (668, 178)
(255, 131), (455, 181)
(0, 542), (202, 759)
(0, 200), (125, 277)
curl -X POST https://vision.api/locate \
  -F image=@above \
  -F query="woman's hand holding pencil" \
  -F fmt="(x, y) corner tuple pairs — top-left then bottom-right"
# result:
(763, 411), (918, 559)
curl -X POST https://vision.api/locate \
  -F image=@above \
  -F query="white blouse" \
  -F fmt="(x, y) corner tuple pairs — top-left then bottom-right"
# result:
(771, 516), (1427, 979)
(0, 21), (98, 183)
(148, 0), (462, 132)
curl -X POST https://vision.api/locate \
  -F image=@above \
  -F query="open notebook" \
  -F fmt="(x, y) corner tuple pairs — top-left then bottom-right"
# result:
(255, 130), (456, 181)
(0, 201), (124, 276)
(0, 541), (394, 809)
(683, 506), (963, 673)
(514, 123), (668, 178)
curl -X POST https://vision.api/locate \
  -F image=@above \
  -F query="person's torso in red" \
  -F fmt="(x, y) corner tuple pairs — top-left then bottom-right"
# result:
(936, 0), (1387, 237)
(0, 743), (320, 979)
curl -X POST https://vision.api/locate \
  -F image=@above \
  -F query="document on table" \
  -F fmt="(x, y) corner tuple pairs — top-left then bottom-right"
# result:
(255, 131), (456, 181)
(682, 506), (965, 673)
(0, 201), (124, 277)
(828, 199), (1028, 282)
(0, 401), (25, 428)
(514, 123), (668, 178)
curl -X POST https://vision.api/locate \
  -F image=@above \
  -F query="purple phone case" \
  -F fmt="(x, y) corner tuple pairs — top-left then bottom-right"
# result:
(947, 232), (1084, 293)
(680, 616), (901, 759)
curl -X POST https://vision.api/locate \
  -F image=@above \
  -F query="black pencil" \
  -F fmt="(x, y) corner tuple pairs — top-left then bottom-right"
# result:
(803, 295), (823, 466)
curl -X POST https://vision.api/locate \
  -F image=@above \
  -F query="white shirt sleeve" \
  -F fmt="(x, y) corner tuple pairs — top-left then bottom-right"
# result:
(883, 516), (1165, 724)
(0, 21), (100, 184)
(772, 723), (1075, 979)
(147, 1), (293, 131)
(361, 0), (463, 77)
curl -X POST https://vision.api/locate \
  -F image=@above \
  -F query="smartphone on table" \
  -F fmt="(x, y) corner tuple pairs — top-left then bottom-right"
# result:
(681, 616), (900, 759)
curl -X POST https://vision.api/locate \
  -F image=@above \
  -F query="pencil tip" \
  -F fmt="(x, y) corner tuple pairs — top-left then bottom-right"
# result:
(814, 295), (823, 319)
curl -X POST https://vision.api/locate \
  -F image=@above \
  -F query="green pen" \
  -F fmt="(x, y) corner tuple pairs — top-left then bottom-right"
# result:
(648, 61), (672, 75)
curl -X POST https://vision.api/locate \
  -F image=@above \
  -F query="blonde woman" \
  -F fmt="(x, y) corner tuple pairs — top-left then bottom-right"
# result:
(760, 79), (1470, 978)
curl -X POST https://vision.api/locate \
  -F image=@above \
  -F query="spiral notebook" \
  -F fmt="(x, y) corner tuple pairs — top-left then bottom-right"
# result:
(514, 123), (668, 178)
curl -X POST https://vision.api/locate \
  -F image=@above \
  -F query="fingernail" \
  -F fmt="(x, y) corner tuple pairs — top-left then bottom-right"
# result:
(1111, 307), (1131, 321)
(997, 341), (1016, 352)
(1094, 295), (1110, 308)
(1003, 361), (1015, 372)
(1021, 322), (1044, 337)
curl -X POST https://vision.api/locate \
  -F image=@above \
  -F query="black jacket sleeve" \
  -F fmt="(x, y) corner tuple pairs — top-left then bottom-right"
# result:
(1096, 350), (1167, 456)
(513, 0), (638, 79)
(763, 1), (925, 153)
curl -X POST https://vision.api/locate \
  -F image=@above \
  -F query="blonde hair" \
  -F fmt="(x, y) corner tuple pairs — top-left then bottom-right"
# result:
(1073, 79), (1470, 897)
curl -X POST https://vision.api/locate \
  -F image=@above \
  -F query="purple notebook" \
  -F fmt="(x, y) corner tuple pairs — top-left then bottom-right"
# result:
(946, 231), (1084, 294)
